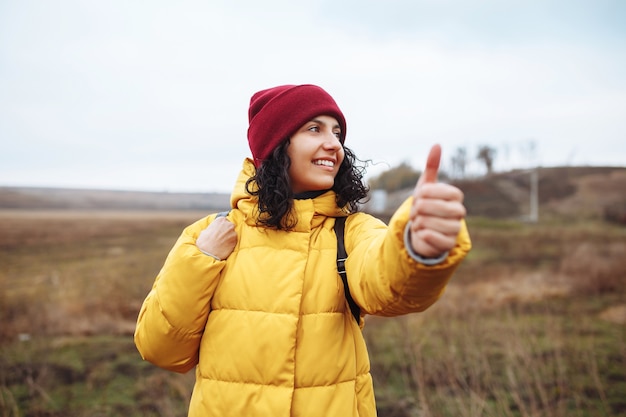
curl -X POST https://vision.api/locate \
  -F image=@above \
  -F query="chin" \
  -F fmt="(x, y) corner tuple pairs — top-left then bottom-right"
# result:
(317, 181), (335, 190)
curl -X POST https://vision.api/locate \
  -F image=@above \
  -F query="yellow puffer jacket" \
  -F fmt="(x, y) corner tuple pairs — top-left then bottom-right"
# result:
(135, 158), (471, 417)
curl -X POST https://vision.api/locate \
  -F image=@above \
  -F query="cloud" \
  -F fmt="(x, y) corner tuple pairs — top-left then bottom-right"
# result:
(0, 0), (624, 192)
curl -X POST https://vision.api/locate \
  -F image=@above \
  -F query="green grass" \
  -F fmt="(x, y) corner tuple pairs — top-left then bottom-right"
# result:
(0, 335), (195, 417)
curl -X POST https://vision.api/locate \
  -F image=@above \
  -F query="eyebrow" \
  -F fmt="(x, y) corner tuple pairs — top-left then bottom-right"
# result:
(311, 118), (341, 131)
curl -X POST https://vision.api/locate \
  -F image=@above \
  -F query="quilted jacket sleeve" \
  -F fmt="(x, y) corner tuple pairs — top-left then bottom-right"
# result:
(134, 214), (227, 373)
(345, 197), (471, 317)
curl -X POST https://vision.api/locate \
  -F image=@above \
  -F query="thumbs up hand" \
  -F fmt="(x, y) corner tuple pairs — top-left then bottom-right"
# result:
(409, 145), (466, 259)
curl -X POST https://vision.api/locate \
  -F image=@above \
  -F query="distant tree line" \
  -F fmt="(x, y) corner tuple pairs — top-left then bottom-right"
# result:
(369, 144), (499, 191)
(368, 162), (421, 192)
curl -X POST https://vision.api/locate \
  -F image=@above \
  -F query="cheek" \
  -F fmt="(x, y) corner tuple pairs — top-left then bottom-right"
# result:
(337, 149), (346, 167)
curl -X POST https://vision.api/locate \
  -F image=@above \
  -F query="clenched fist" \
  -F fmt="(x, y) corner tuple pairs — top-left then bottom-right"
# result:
(409, 145), (466, 259)
(196, 216), (238, 261)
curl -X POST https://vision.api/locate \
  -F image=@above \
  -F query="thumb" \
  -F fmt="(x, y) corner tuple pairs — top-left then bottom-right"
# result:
(417, 144), (442, 186)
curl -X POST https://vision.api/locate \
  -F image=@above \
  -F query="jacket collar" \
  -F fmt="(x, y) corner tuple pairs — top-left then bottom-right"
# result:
(230, 158), (346, 231)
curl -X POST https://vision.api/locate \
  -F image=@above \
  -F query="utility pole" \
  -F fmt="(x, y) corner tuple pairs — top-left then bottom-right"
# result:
(529, 168), (538, 223)
(511, 168), (539, 223)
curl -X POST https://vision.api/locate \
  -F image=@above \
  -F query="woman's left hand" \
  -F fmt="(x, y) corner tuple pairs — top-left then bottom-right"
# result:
(408, 144), (466, 259)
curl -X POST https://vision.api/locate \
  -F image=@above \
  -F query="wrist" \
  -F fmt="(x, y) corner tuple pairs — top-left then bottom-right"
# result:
(197, 247), (222, 261)
(403, 222), (448, 265)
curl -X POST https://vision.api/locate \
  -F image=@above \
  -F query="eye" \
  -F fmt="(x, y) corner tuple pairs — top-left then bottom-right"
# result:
(307, 125), (320, 133)
(333, 131), (342, 139)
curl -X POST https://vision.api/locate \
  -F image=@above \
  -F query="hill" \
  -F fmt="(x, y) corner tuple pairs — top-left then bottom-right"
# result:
(365, 166), (626, 223)
(1, 166), (625, 222)
(0, 186), (231, 212)
(458, 166), (626, 221)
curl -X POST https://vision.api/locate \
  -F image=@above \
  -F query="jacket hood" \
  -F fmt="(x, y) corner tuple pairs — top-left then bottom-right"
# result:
(230, 158), (346, 231)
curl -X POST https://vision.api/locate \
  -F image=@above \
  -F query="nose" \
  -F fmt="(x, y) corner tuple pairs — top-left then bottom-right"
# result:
(323, 131), (342, 150)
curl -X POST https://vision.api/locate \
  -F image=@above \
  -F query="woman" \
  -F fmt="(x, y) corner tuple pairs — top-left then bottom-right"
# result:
(134, 84), (471, 417)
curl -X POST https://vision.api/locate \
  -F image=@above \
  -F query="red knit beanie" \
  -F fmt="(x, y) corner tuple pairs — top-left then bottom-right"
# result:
(247, 84), (347, 167)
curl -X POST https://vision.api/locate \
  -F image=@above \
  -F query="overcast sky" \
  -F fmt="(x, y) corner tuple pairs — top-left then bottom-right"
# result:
(1, 0), (624, 193)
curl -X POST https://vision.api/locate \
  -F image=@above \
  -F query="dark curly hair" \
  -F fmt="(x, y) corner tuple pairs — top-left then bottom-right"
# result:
(245, 140), (369, 230)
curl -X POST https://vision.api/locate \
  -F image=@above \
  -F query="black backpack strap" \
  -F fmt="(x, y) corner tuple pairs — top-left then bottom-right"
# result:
(334, 216), (361, 324)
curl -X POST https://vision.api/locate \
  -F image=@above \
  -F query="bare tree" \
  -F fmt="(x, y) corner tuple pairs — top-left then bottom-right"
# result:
(450, 147), (468, 179)
(477, 145), (497, 175)
(518, 139), (538, 167)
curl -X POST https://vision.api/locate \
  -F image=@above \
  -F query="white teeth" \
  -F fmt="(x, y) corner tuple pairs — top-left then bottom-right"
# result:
(314, 160), (334, 167)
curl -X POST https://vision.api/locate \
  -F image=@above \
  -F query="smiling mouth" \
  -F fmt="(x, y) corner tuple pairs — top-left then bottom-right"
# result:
(313, 160), (335, 167)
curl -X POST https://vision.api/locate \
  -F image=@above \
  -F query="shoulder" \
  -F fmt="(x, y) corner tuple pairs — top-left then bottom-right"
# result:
(342, 213), (388, 251)
(345, 212), (387, 231)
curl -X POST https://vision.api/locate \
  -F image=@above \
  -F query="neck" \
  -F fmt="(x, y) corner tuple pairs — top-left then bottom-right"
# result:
(294, 190), (329, 200)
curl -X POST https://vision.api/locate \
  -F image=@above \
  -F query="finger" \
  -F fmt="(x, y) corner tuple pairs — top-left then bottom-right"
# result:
(417, 144), (442, 187)
(207, 216), (234, 230)
(410, 198), (467, 222)
(411, 228), (457, 257)
(414, 183), (464, 202)
(410, 215), (462, 237)
(410, 200), (466, 222)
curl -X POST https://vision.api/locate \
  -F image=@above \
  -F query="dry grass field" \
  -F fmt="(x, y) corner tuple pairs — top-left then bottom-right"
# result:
(0, 210), (206, 340)
(0, 203), (625, 416)
(0, 210), (204, 416)
(366, 217), (626, 417)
